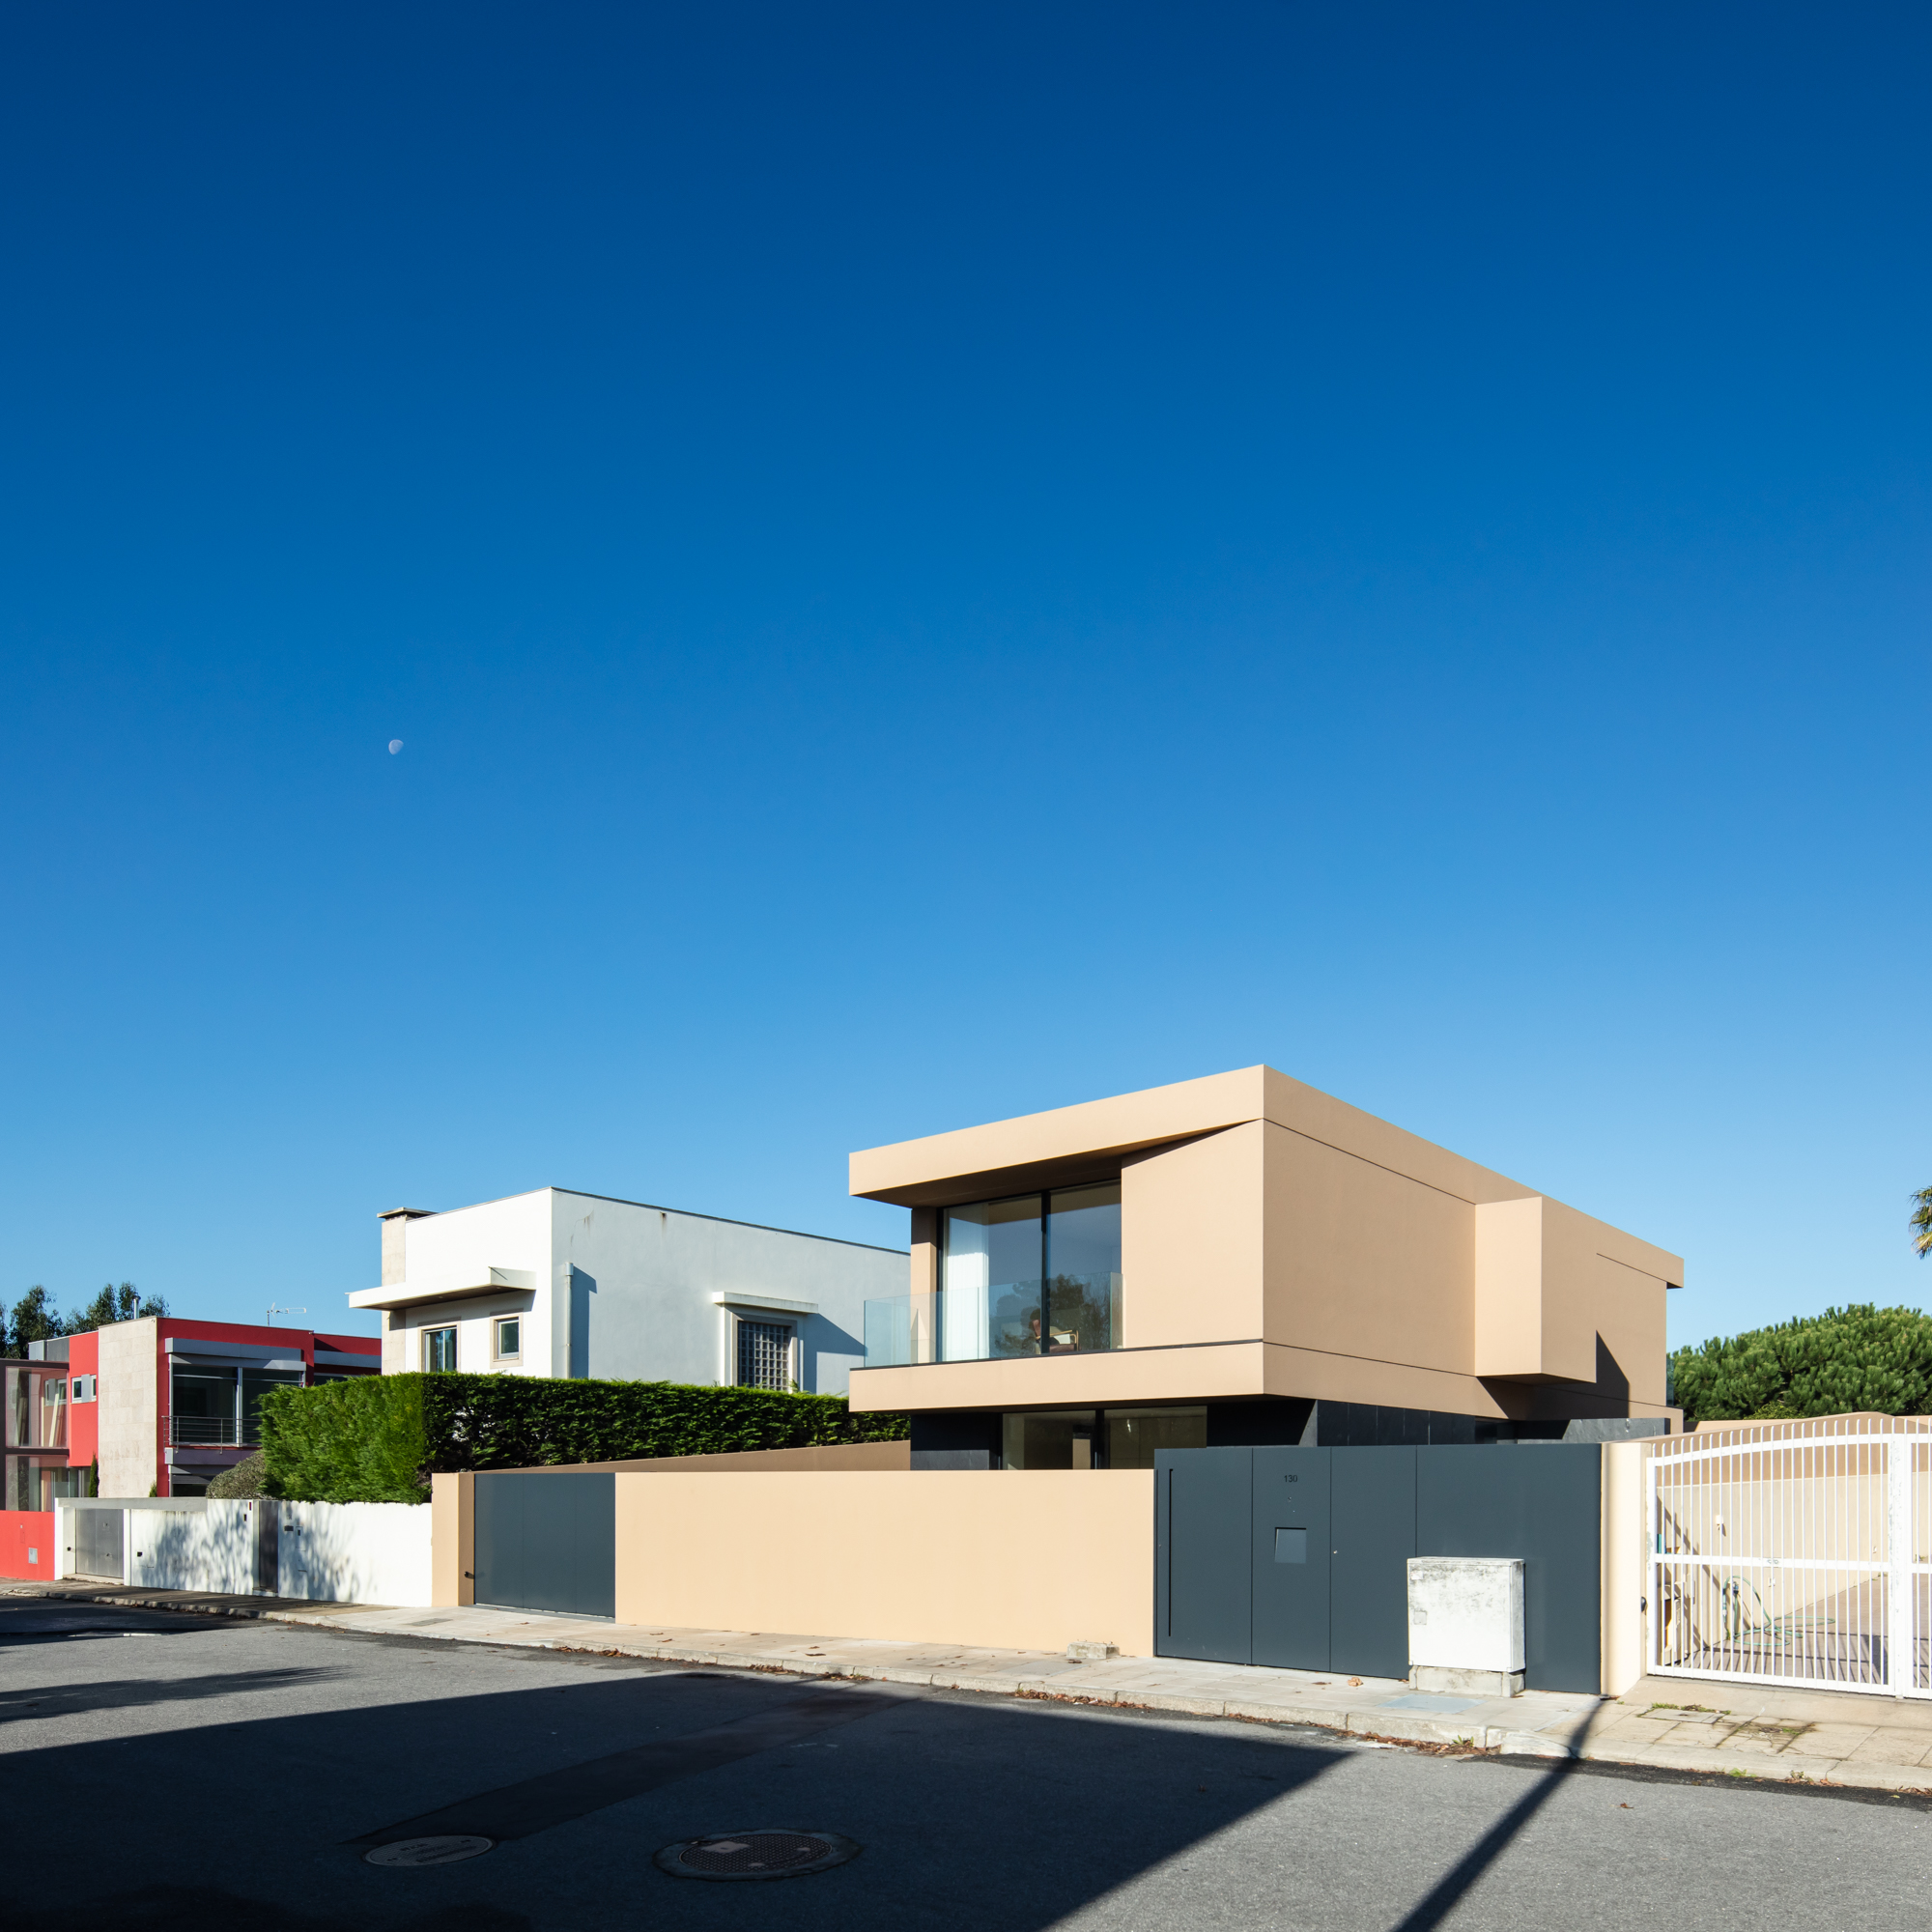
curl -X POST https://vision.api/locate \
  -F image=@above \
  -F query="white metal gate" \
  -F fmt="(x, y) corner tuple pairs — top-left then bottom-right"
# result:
(1649, 1414), (1931, 1697)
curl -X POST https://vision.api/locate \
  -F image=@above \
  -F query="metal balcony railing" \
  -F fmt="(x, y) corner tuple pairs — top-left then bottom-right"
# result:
(168, 1414), (258, 1447)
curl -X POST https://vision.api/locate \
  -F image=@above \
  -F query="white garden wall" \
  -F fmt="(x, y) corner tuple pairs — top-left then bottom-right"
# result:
(126, 1500), (266, 1592)
(278, 1500), (432, 1607)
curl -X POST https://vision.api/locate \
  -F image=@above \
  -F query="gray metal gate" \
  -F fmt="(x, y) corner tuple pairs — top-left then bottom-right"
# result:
(473, 1472), (615, 1618)
(72, 1506), (125, 1580)
(1155, 1444), (1604, 1690)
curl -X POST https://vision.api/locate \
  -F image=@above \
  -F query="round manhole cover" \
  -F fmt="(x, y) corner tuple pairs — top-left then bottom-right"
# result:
(654, 1830), (860, 1882)
(364, 1835), (495, 1867)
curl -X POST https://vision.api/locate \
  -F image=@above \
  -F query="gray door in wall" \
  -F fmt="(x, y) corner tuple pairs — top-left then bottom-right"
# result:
(1330, 1447), (1419, 1678)
(1155, 1447), (1252, 1664)
(73, 1507), (125, 1580)
(1156, 1443), (1602, 1691)
(473, 1472), (615, 1618)
(1251, 1448), (1330, 1670)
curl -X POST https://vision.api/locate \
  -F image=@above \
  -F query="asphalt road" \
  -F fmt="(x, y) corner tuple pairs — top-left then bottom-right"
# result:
(3, 1594), (1924, 1931)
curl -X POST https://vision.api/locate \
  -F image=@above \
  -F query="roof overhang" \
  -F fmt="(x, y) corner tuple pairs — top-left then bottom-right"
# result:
(849, 1067), (1269, 1208)
(709, 1291), (819, 1316)
(347, 1267), (538, 1313)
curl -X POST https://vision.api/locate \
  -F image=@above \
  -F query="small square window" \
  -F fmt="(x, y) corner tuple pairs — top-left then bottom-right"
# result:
(495, 1318), (521, 1360)
(423, 1326), (457, 1374)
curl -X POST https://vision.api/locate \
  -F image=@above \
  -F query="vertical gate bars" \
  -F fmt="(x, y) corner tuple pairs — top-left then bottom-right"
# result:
(1647, 1414), (1931, 1698)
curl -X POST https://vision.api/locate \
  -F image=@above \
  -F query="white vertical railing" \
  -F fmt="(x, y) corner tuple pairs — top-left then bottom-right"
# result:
(1647, 1414), (1931, 1698)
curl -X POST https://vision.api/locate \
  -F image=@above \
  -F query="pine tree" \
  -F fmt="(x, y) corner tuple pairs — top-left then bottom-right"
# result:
(6, 1286), (65, 1350)
(67, 1282), (167, 1332)
(1668, 1304), (1932, 1428)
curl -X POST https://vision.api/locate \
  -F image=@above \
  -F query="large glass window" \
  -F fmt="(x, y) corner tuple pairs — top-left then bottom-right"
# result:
(1104, 1406), (1208, 1468)
(941, 1184), (1121, 1359)
(1001, 1406), (1206, 1468)
(40, 1378), (67, 1450)
(242, 1368), (302, 1441)
(170, 1368), (239, 1444)
(1002, 1409), (1098, 1469)
(943, 1194), (1042, 1359)
(1045, 1182), (1122, 1354)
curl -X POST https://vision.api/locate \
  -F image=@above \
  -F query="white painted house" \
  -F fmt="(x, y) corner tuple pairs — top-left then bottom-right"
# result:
(347, 1190), (906, 1396)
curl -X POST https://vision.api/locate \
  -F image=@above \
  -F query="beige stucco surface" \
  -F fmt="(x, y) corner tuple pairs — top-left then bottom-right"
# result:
(95, 1318), (158, 1498)
(850, 1067), (1268, 1206)
(612, 1469), (1155, 1656)
(848, 1065), (1684, 1420)
(1122, 1120), (1264, 1347)
(1601, 1440), (1644, 1695)
(430, 1472), (474, 1606)
(1262, 1120), (1473, 1374)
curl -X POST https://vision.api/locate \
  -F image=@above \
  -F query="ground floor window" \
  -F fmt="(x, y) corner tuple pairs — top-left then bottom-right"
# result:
(1001, 1406), (1207, 1469)
(423, 1326), (457, 1373)
(4, 1454), (92, 1510)
(736, 1320), (794, 1391)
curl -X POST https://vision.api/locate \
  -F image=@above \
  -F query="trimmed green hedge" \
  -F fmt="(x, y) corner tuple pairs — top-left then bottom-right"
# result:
(260, 1373), (910, 1503)
(1669, 1303), (1932, 1429)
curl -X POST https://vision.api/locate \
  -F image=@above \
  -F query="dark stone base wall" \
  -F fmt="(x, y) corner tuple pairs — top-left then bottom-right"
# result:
(908, 1399), (1665, 1467)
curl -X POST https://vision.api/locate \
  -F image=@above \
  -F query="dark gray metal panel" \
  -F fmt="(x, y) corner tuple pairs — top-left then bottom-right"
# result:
(1252, 1447), (1330, 1669)
(1416, 1444), (1602, 1692)
(912, 1411), (1000, 1470)
(1330, 1447), (1416, 1680)
(474, 1472), (615, 1619)
(254, 1501), (279, 1594)
(1155, 1447), (1251, 1663)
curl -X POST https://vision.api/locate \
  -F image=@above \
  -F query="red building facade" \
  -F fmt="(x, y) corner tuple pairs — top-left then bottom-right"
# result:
(5, 1317), (378, 1506)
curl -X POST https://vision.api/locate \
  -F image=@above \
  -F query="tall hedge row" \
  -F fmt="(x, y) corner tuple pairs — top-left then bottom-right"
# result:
(1668, 1303), (1932, 1429)
(259, 1373), (910, 1503)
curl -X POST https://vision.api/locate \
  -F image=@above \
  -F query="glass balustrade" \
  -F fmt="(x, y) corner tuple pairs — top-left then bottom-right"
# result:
(861, 1273), (1122, 1368)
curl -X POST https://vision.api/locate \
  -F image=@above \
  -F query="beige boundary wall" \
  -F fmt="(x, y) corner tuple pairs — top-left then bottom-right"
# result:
(1601, 1440), (1644, 1696)
(434, 1453), (1638, 1692)
(613, 1469), (1155, 1656)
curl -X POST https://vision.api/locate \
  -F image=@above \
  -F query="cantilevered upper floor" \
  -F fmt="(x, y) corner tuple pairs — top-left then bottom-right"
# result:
(845, 1065), (1683, 1433)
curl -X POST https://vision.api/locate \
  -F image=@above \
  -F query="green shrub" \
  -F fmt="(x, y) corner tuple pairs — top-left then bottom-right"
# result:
(206, 1451), (269, 1498)
(260, 1374), (909, 1503)
(260, 1374), (429, 1502)
(1668, 1303), (1932, 1429)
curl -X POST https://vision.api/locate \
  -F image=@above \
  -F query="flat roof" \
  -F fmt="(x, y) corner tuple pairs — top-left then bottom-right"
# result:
(412, 1184), (908, 1257)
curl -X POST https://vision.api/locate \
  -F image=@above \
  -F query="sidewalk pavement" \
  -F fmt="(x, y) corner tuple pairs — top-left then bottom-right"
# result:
(12, 1581), (1931, 1794)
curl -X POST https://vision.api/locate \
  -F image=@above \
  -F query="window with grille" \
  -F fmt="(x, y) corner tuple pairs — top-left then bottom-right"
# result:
(737, 1320), (793, 1391)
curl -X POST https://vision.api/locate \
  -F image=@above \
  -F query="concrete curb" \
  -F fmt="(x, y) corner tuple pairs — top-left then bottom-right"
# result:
(14, 1582), (1929, 1794)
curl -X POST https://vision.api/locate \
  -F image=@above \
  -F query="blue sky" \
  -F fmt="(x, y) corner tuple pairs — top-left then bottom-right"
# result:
(1, 2), (1926, 1348)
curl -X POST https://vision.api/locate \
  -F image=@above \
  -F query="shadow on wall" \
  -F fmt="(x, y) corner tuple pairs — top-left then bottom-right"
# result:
(1594, 1334), (1630, 1408)
(280, 1502), (433, 1606)
(128, 1506), (257, 1593)
(810, 1317), (865, 1393)
(569, 1269), (596, 1378)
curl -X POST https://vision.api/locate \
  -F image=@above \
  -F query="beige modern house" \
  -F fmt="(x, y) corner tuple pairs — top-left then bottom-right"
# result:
(846, 1066), (1682, 1467)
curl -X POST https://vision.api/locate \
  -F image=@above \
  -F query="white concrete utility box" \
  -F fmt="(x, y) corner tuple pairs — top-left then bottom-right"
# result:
(1406, 1557), (1524, 1696)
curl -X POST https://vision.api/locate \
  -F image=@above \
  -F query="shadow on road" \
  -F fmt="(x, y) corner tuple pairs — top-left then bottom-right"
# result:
(6, 1636), (1353, 1932)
